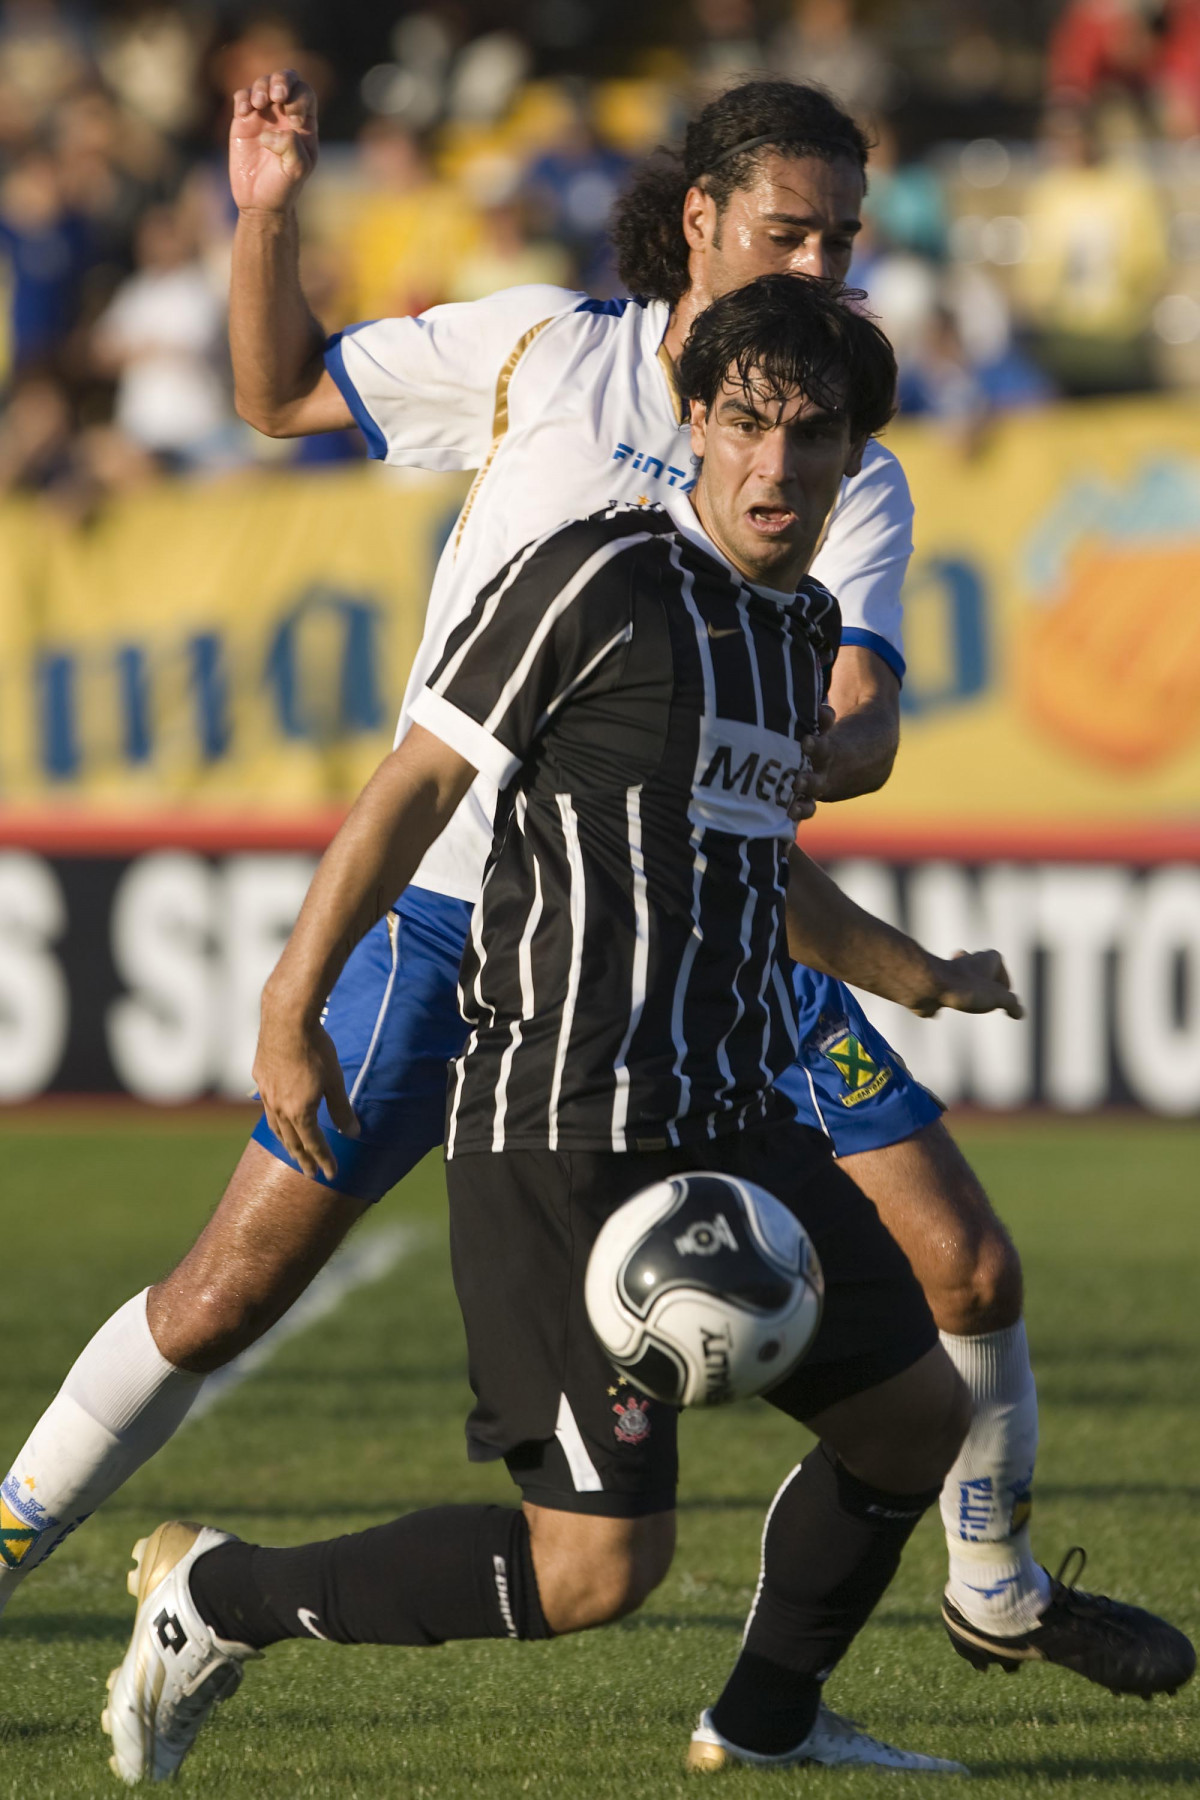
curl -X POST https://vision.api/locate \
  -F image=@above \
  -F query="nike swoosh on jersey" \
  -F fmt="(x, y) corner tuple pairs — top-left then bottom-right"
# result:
(707, 623), (743, 639)
(297, 1607), (329, 1640)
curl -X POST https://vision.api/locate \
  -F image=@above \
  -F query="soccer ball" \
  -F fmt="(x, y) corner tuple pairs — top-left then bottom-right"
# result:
(584, 1173), (824, 1407)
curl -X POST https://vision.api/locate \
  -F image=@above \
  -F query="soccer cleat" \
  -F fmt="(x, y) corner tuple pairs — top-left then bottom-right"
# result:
(685, 1703), (969, 1775)
(102, 1521), (258, 1784)
(943, 1547), (1196, 1699)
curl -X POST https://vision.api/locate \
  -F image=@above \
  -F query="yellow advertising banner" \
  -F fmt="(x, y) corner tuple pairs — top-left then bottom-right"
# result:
(1, 397), (1199, 853)
(817, 395), (1200, 855)
(0, 463), (468, 820)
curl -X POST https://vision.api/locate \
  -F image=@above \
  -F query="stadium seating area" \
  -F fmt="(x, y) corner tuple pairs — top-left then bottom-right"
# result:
(4, 0), (1200, 508)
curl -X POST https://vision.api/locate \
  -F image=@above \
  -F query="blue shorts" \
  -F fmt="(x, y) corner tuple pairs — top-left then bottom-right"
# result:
(254, 889), (943, 1202)
(777, 966), (944, 1158)
(253, 887), (473, 1201)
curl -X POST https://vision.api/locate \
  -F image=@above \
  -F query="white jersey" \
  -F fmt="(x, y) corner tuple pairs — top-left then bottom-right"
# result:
(326, 286), (913, 902)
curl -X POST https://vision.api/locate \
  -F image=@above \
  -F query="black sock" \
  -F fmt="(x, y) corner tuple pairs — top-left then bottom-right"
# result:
(711, 1443), (940, 1755)
(189, 1505), (551, 1649)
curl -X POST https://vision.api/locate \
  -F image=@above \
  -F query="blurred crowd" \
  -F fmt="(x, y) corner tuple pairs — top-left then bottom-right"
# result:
(4, 0), (1200, 509)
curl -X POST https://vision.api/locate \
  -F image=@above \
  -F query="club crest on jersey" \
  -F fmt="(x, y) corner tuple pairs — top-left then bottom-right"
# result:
(815, 1019), (893, 1107)
(613, 1393), (652, 1444)
(611, 443), (696, 492)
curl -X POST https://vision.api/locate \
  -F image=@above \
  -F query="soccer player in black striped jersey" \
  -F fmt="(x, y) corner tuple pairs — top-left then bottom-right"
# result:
(103, 281), (992, 1779)
(12, 77), (1191, 1721)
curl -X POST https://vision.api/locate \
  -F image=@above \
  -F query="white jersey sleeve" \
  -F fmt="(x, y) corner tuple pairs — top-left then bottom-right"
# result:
(810, 439), (913, 682)
(324, 284), (585, 472)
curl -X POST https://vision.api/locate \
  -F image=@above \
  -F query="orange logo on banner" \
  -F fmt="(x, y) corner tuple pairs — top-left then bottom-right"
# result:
(1019, 547), (1200, 771)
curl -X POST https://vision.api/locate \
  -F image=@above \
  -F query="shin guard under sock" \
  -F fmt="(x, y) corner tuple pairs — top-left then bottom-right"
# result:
(190, 1505), (551, 1648)
(711, 1444), (941, 1755)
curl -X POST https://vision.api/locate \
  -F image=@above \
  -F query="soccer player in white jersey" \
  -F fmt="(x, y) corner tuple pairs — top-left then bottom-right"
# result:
(1, 75), (1191, 1704)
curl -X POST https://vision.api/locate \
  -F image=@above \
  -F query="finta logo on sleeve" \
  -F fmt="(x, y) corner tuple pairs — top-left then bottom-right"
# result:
(612, 444), (696, 492)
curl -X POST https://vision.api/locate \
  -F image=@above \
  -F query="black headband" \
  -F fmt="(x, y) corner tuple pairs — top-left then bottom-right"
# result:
(702, 133), (780, 174)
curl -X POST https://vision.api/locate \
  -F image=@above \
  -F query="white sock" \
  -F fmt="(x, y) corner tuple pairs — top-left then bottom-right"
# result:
(0, 1290), (204, 1612)
(938, 1320), (1052, 1636)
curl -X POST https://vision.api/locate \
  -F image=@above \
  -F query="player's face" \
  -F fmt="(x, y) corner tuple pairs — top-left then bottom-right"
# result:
(689, 373), (863, 589)
(685, 153), (864, 297)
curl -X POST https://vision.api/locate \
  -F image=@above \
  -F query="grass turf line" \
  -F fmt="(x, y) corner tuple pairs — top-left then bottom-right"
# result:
(0, 1121), (1197, 1797)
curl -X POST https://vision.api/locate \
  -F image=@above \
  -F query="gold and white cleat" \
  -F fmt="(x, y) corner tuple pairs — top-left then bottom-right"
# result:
(686, 1703), (969, 1775)
(102, 1521), (257, 1784)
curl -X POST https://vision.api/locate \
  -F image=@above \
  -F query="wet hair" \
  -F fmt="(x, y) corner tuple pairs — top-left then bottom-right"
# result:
(678, 274), (897, 444)
(611, 80), (870, 306)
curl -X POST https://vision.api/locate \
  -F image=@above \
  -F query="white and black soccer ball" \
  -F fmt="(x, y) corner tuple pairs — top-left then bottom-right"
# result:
(584, 1173), (824, 1407)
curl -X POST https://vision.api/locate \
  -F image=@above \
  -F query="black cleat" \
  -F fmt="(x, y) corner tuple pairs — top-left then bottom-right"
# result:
(942, 1548), (1196, 1699)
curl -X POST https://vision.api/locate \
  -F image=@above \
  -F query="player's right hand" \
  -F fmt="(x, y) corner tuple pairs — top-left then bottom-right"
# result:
(918, 949), (1025, 1022)
(252, 1015), (359, 1183)
(230, 68), (318, 214)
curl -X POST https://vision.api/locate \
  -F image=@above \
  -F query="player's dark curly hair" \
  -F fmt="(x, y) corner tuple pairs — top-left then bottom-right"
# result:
(678, 274), (896, 443)
(610, 80), (870, 306)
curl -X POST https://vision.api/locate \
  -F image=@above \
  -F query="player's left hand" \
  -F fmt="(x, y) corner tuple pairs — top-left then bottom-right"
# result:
(916, 949), (1025, 1021)
(788, 704), (837, 823)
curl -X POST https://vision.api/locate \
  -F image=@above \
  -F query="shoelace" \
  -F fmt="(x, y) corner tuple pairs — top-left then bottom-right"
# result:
(1046, 1546), (1135, 1631)
(1052, 1545), (1088, 1591)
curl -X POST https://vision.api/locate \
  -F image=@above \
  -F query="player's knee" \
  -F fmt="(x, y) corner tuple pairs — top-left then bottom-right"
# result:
(147, 1275), (272, 1373)
(900, 1351), (971, 1485)
(887, 1354), (970, 1490)
(936, 1227), (1023, 1336)
(829, 1346), (970, 1494)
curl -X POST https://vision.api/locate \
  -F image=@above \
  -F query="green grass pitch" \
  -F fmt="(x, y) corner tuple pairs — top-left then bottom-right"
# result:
(1, 1115), (1197, 1797)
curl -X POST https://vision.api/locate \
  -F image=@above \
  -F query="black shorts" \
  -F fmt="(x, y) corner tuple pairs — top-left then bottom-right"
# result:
(445, 1120), (937, 1518)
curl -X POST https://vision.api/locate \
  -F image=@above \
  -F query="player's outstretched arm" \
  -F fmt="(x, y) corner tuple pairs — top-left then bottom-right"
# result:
(254, 726), (476, 1178)
(229, 68), (351, 437)
(785, 847), (1024, 1020)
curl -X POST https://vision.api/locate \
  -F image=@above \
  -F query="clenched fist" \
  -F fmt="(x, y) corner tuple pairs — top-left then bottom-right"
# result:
(230, 67), (318, 214)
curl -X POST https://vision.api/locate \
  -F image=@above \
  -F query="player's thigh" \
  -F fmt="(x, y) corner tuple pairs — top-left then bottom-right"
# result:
(445, 1148), (681, 1523)
(148, 1141), (371, 1371)
(838, 1119), (1023, 1332)
(739, 1124), (941, 1429)
(523, 1501), (676, 1631)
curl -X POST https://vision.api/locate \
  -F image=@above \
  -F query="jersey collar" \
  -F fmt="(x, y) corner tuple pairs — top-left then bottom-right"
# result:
(659, 486), (799, 608)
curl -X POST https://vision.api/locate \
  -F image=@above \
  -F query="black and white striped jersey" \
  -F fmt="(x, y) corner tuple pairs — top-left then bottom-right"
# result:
(408, 495), (841, 1157)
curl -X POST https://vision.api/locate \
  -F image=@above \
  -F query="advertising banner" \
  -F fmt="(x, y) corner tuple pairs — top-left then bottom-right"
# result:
(1, 840), (1196, 1114)
(815, 394), (1200, 859)
(0, 464), (467, 815)
(1, 399), (1198, 1110)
